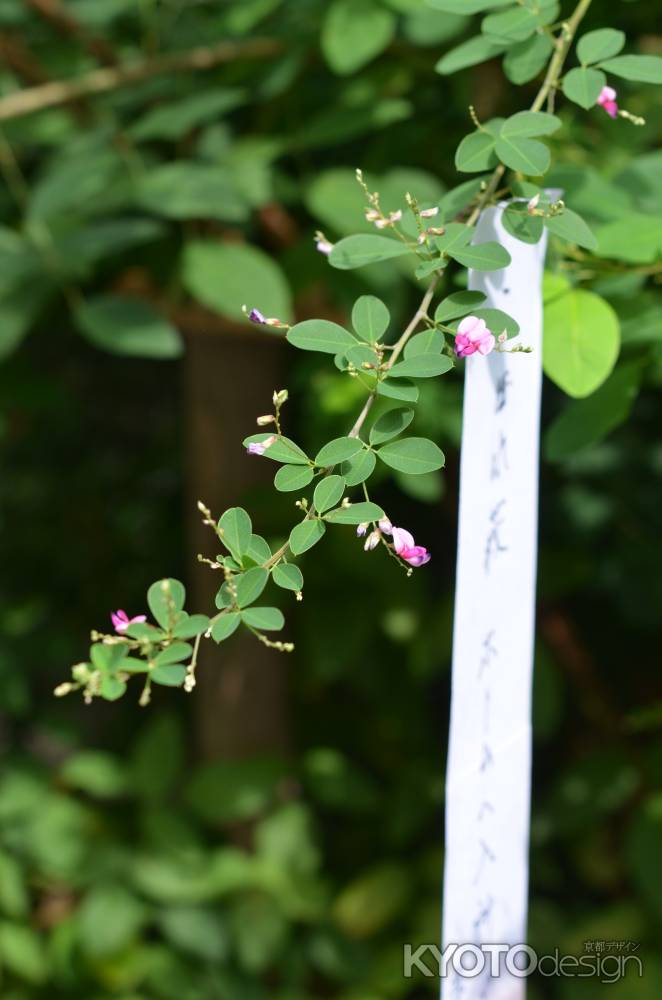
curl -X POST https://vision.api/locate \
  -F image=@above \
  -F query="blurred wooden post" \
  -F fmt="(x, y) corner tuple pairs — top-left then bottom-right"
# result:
(182, 318), (289, 761)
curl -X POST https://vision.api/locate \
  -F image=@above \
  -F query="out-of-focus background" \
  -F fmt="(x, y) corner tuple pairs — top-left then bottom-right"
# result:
(1, 1), (661, 997)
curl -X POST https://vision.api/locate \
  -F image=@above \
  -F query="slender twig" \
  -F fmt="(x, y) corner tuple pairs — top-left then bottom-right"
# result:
(260, 0), (595, 579)
(0, 38), (281, 121)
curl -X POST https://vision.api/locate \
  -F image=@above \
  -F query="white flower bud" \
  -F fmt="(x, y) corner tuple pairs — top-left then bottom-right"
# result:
(364, 530), (381, 551)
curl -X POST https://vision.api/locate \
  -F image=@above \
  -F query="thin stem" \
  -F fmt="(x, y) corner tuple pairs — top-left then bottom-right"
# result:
(219, 0), (597, 602)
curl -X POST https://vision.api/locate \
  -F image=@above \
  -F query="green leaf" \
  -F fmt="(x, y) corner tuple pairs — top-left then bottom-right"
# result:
(545, 361), (642, 462)
(501, 111), (561, 137)
(544, 208), (598, 251)
(596, 214), (662, 264)
(369, 407), (414, 445)
(322, 0), (395, 74)
(377, 436), (445, 474)
(187, 756), (288, 824)
(435, 290), (487, 322)
(471, 307), (519, 339)
(0, 921), (49, 983)
(415, 258), (446, 279)
(272, 563), (304, 592)
(404, 329), (445, 357)
(503, 33), (553, 84)
(436, 35), (508, 75)
(241, 607), (285, 631)
(324, 501), (385, 524)
(182, 241), (292, 323)
(75, 295), (182, 359)
(56, 217), (165, 266)
(245, 534), (272, 565)
(455, 122), (501, 173)
(287, 319), (357, 354)
(100, 675), (127, 701)
(59, 751), (127, 799)
(315, 437), (363, 466)
(449, 241), (511, 271)
(352, 295), (390, 342)
(482, 1), (558, 42)
(313, 475), (346, 514)
(172, 615), (210, 639)
(289, 519), (326, 555)
(562, 67), (606, 109)
(131, 88), (245, 141)
(211, 613), (241, 643)
(576, 28), (625, 66)
(329, 234), (411, 269)
(218, 507), (253, 559)
(502, 204), (544, 244)
(135, 162), (248, 222)
(600, 55), (662, 84)
(435, 222), (474, 254)
(340, 449), (377, 486)
(147, 578), (186, 630)
(235, 567), (269, 608)
(91, 642), (130, 672)
(376, 379), (419, 402)
(154, 643), (193, 666)
(151, 664), (187, 686)
(427, 0), (512, 11)
(0, 851), (29, 918)
(495, 134), (550, 175)
(388, 354), (453, 378)
(274, 464), (315, 492)
(78, 884), (147, 958)
(243, 434), (310, 465)
(543, 289), (620, 397)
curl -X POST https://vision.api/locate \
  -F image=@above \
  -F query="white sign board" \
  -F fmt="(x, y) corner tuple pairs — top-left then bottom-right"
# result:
(442, 206), (548, 999)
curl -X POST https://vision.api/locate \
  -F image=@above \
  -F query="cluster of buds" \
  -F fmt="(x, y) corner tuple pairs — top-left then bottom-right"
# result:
(55, 662), (100, 704)
(248, 388), (290, 455)
(365, 207), (402, 229)
(356, 167), (404, 232)
(526, 193), (565, 219)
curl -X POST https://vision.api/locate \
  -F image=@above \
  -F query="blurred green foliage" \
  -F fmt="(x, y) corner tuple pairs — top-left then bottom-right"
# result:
(1, 0), (662, 997)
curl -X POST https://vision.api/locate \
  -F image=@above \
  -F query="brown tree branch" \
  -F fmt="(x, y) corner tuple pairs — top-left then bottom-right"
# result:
(0, 37), (282, 121)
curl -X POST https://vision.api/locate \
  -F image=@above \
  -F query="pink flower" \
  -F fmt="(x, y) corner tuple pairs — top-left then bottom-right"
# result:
(391, 526), (431, 567)
(454, 315), (495, 358)
(111, 610), (147, 633)
(316, 237), (333, 255)
(247, 435), (276, 456)
(420, 206), (439, 219)
(597, 85), (619, 119)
